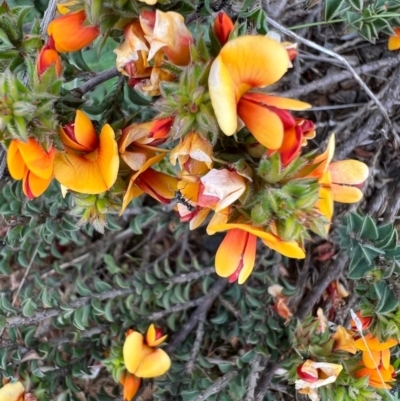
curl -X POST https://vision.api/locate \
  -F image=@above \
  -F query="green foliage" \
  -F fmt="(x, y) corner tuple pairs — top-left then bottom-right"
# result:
(338, 212), (400, 315)
(323, 0), (400, 41)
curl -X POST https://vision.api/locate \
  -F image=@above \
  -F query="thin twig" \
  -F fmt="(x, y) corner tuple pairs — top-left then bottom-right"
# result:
(146, 297), (206, 321)
(40, 0), (57, 37)
(265, 16), (390, 125)
(185, 319), (205, 374)
(5, 288), (132, 328)
(244, 354), (264, 401)
(75, 67), (120, 95)
(295, 255), (349, 321)
(255, 360), (278, 401)
(192, 370), (239, 401)
(166, 278), (228, 353)
(168, 267), (215, 284)
(281, 54), (400, 99)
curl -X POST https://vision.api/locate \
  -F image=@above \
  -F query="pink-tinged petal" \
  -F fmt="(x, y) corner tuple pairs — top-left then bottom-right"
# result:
(329, 160), (369, 185)
(123, 332), (145, 374)
(135, 349), (171, 378)
(208, 55), (238, 136)
(200, 169), (246, 211)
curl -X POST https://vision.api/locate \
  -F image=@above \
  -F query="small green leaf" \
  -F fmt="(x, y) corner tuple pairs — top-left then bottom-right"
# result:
(359, 215), (378, 240)
(326, 0), (347, 20)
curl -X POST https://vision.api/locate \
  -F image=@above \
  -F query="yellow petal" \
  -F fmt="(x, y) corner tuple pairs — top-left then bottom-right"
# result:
(0, 382), (25, 401)
(331, 184), (363, 203)
(208, 55), (238, 136)
(7, 140), (25, 180)
(146, 324), (168, 347)
(97, 124), (120, 189)
(71, 109), (98, 151)
(329, 160), (369, 185)
(123, 332), (145, 374)
(388, 28), (400, 50)
(121, 182), (144, 214)
(135, 349), (171, 378)
(309, 134), (335, 178)
(362, 350), (381, 369)
(261, 237), (305, 259)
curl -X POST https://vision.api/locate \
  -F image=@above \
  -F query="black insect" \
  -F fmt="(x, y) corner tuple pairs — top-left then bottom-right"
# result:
(175, 190), (197, 212)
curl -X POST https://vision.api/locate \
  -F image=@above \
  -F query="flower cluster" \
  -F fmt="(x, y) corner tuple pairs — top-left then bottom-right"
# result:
(294, 310), (398, 401)
(5, 6), (369, 284)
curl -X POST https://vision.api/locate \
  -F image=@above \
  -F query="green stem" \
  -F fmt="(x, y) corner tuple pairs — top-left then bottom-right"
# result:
(289, 13), (400, 31)
(290, 19), (345, 30)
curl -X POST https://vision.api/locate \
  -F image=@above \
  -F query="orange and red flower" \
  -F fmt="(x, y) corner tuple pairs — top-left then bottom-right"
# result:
(208, 35), (310, 150)
(388, 28), (400, 51)
(47, 10), (99, 53)
(214, 12), (234, 45)
(53, 110), (119, 194)
(7, 138), (55, 200)
(37, 37), (62, 78)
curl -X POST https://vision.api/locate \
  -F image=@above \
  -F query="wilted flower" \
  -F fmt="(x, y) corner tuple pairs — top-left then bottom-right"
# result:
(7, 138), (55, 200)
(350, 311), (372, 331)
(53, 110), (119, 194)
(47, 10), (99, 53)
(296, 360), (343, 401)
(268, 284), (292, 321)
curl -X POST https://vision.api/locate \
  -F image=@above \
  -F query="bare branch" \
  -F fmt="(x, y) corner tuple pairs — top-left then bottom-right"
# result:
(192, 370), (239, 401)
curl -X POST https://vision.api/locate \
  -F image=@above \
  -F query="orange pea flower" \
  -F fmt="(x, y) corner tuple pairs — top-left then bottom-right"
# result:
(47, 10), (99, 53)
(214, 12), (234, 45)
(37, 37), (62, 77)
(53, 110), (119, 194)
(305, 135), (369, 226)
(123, 325), (171, 379)
(208, 35), (310, 149)
(208, 211), (305, 284)
(354, 334), (397, 370)
(0, 381), (25, 401)
(388, 28), (400, 51)
(7, 138), (55, 200)
(355, 364), (396, 389)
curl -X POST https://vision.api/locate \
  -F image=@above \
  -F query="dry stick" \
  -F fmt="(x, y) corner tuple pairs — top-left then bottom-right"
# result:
(254, 360), (278, 401)
(76, 67), (120, 95)
(185, 319), (205, 374)
(5, 288), (132, 328)
(40, 0), (57, 37)
(280, 54), (400, 99)
(335, 64), (400, 159)
(295, 254), (349, 321)
(166, 278), (228, 353)
(265, 16), (390, 125)
(244, 354), (264, 401)
(168, 267), (215, 284)
(192, 370), (239, 401)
